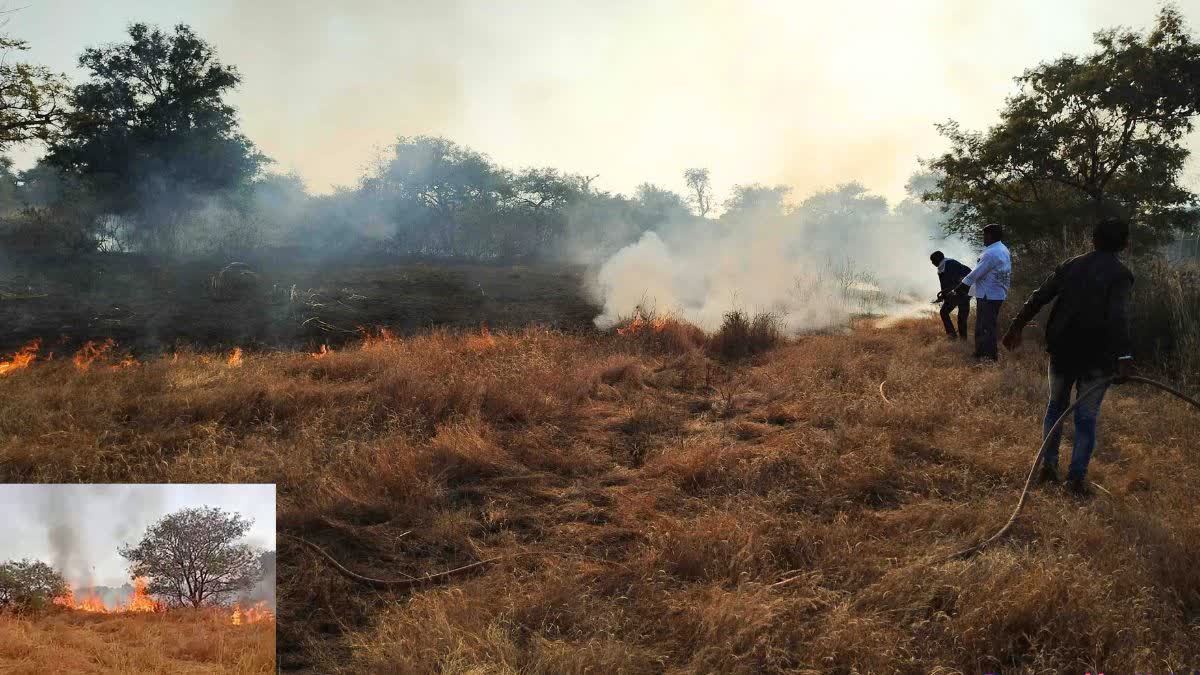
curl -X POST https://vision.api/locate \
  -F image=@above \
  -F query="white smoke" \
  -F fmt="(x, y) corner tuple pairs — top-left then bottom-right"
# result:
(588, 183), (975, 333)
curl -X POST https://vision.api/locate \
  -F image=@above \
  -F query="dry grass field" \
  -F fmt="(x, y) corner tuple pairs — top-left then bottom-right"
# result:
(0, 607), (275, 674)
(1, 317), (1198, 672)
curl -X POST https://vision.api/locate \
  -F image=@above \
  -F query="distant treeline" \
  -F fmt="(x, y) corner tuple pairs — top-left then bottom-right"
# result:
(1, 8), (1200, 263)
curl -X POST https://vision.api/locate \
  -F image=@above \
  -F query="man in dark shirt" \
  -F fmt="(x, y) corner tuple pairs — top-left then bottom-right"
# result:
(1001, 217), (1135, 496)
(930, 251), (971, 339)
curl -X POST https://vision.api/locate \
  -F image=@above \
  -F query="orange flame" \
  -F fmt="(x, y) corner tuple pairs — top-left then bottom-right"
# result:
(123, 577), (165, 612)
(616, 315), (668, 336)
(0, 339), (40, 376)
(73, 339), (115, 371)
(227, 347), (243, 367)
(52, 578), (164, 614)
(230, 601), (274, 625)
(312, 344), (330, 359)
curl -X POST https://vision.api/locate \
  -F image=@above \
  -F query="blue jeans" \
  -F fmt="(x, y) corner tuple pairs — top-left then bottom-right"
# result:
(974, 298), (1003, 360)
(1042, 361), (1109, 480)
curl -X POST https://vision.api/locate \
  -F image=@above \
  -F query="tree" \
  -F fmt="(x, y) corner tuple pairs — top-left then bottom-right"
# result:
(0, 559), (67, 610)
(47, 23), (265, 250)
(0, 36), (68, 151)
(683, 167), (713, 218)
(631, 182), (689, 229)
(118, 506), (263, 608)
(792, 182), (889, 247)
(504, 167), (584, 257)
(925, 6), (1200, 251)
(721, 183), (791, 221)
(362, 135), (508, 255)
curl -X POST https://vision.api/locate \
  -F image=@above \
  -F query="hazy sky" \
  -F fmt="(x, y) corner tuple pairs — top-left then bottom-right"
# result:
(6, 0), (1200, 204)
(0, 484), (275, 587)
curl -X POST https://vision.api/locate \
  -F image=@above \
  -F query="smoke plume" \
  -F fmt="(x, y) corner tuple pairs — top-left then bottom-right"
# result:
(587, 182), (975, 332)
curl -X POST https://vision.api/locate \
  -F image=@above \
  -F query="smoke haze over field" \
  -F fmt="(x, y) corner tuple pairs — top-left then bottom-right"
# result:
(0, 484), (275, 606)
(8, 0), (1200, 203)
(589, 184), (976, 332)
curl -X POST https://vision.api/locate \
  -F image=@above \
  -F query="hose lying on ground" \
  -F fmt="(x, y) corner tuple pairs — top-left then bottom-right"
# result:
(294, 376), (1197, 587)
(941, 375), (1200, 562)
(287, 534), (512, 589)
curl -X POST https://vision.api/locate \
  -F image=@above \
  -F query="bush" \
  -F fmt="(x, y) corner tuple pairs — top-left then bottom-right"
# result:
(0, 207), (100, 255)
(708, 310), (783, 361)
(0, 559), (67, 611)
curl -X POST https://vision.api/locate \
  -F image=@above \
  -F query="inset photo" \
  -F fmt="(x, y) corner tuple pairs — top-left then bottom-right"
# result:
(0, 484), (275, 674)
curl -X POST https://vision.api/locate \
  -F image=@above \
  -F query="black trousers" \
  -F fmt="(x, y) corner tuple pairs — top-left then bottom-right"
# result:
(974, 298), (1004, 360)
(939, 296), (970, 338)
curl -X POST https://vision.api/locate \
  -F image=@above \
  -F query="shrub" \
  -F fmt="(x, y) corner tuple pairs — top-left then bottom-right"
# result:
(708, 310), (783, 360)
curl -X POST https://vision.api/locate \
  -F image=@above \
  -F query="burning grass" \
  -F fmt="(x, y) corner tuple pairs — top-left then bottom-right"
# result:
(611, 305), (781, 360)
(0, 605), (275, 674)
(1, 320), (1198, 671)
(53, 578), (164, 614)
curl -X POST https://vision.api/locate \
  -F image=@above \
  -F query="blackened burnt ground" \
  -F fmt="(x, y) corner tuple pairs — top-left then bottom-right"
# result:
(0, 249), (600, 355)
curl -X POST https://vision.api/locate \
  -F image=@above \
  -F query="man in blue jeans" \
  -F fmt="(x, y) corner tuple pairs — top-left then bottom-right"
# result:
(949, 224), (1012, 360)
(1001, 217), (1134, 496)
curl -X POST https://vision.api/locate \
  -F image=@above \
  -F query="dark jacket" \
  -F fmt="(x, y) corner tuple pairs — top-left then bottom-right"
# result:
(1009, 251), (1134, 371)
(937, 258), (971, 293)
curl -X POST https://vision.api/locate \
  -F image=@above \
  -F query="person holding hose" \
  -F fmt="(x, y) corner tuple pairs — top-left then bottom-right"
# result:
(1001, 217), (1134, 496)
(930, 251), (972, 340)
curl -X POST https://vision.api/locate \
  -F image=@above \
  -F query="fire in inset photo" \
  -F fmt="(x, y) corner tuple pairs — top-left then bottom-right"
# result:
(0, 484), (275, 674)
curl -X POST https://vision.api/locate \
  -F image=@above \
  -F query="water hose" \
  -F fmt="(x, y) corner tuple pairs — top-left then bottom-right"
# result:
(942, 375), (1200, 562)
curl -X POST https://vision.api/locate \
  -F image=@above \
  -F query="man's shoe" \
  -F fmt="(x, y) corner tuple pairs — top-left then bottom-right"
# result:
(1037, 463), (1059, 485)
(1066, 476), (1093, 498)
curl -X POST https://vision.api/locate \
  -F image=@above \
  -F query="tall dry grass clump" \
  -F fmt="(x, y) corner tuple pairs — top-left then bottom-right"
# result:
(610, 304), (707, 354)
(708, 309), (784, 360)
(1129, 257), (1200, 391)
(1, 319), (1198, 672)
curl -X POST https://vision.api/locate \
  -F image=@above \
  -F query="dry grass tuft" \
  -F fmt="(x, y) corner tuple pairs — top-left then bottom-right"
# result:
(2, 319), (1198, 672)
(709, 309), (784, 361)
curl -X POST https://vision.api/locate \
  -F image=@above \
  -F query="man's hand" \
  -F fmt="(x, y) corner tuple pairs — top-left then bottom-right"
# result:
(1002, 327), (1022, 351)
(1114, 358), (1133, 384)
(935, 290), (946, 302)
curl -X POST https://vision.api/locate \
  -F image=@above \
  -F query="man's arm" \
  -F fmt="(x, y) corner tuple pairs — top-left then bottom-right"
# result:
(958, 251), (993, 290)
(1001, 265), (1062, 350)
(1108, 273), (1134, 379)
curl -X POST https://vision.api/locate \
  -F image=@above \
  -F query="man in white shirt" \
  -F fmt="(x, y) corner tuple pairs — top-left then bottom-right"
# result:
(950, 223), (1012, 361)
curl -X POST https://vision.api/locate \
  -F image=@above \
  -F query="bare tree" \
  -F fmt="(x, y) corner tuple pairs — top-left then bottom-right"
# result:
(119, 507), (263, 608)
(683, 167), (713, 218)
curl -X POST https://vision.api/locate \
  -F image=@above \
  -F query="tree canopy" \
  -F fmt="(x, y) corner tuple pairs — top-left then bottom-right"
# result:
(47, 23), (265, 249)
(925, 5), (1200, 252)
(118, 506), (263, 608)
(0, 36), (68, 152)
(0, 559), (67, 610)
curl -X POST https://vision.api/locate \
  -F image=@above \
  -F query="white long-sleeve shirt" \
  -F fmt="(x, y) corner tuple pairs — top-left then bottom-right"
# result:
(961, 241), (1012, 301)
